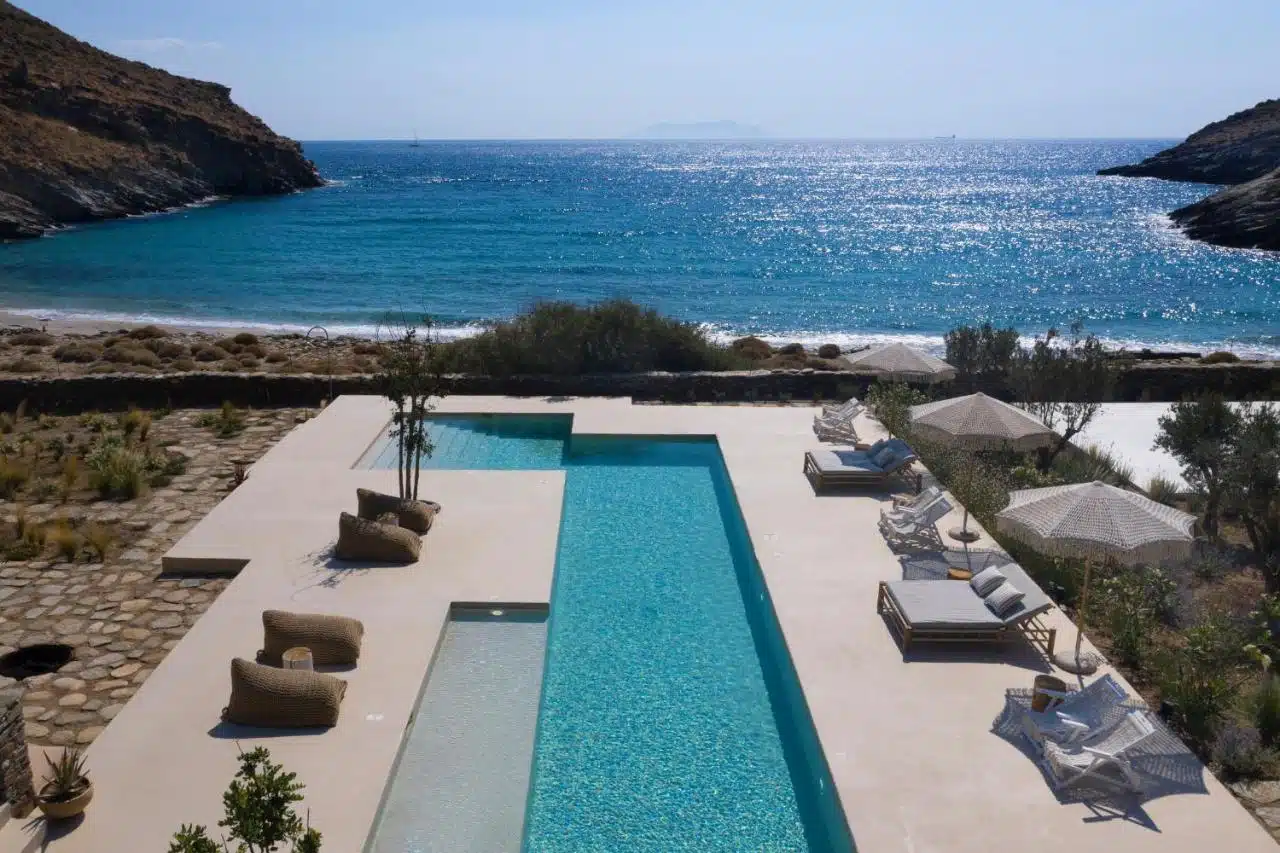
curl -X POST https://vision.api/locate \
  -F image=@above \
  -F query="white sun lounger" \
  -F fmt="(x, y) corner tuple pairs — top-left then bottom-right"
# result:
(1021, 674), (1132, 750)
(804, 446), (918, 491)
(821, 397), (863, 420)
(881, 494), (952, 539)
(1041, 709), (1156, 792)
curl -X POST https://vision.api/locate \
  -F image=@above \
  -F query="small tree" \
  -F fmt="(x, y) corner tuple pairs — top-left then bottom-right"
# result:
(944, 323), (1019, 390)
(1154, 393), (1240, 541)
(1009, 323), (1113, 469)
(865, 380), (929, 439)
(925, 444), (1009, 538)
(169, 747), (322, 853)
(1224, 403), (1280, 594)
(378, 316), (443, 501)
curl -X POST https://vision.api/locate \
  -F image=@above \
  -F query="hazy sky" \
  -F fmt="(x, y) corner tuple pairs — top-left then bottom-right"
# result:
(18, 0), (1280, 140)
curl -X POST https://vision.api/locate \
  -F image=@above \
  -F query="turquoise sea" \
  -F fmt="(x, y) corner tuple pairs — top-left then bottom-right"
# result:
(1, 139), (1278, 355)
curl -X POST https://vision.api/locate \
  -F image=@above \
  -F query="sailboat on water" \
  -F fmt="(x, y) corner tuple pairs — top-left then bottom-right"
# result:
(409, 131), (421, 148)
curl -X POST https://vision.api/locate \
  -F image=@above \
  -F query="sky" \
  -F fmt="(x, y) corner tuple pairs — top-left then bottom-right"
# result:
(16, 0), (1280, 141)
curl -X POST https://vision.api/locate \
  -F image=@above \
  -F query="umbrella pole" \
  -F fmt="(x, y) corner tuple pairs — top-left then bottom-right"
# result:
(1054, 556), (1099, 676)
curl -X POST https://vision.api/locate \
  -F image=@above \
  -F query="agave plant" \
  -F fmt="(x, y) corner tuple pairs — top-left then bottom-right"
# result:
(40, 747), (89, 802)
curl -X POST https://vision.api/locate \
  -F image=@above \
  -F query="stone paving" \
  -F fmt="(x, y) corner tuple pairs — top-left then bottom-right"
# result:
(0, 407), (313, 747)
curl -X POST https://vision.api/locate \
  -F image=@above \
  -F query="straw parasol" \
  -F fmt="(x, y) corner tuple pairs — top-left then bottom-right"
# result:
(995, 481), (1196, 674)
(909, 392), (1056, 452)
(844, 343), (956, 383)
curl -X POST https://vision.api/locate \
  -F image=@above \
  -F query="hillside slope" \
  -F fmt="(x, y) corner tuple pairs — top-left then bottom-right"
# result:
(1098, 99), (1280, 185)
(1170, 167), (1280, 251)
(0, 1), (321, 239)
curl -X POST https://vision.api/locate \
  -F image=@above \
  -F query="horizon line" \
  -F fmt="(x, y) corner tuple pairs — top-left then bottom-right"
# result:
(298, 135), (1182, 143)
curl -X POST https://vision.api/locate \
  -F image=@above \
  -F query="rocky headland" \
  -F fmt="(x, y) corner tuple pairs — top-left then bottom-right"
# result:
(0, 1), (321, 240)
(1099, 99), (1280, 251)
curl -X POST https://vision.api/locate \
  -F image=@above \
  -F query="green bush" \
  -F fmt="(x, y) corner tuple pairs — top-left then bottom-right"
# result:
(730, 336), (773, 361)
(817, 343), (841, 359)
(434, 300), (743, 376)
(53, 342), (101, 363)
(778, 342), (805, 356)
(1051, 443), (1135, 487)
(1146, 474), (1182, 506)
(128, 324), (169, 340)
(943, 323), (1020, 377)
(86, 436), (147, 499)
(1156, 616), (1255, 747)
(1200, 350), (1240, 364)
(197, 401), (248, 438)
(1213, 725), (1274, 780)
(1097, 566), (1176, 666)
(1253, 675), (1280, 747)
(865, 380), (929, 439)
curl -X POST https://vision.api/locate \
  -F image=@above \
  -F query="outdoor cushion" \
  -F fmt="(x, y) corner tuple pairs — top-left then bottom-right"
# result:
(223, 658), (347, 728)
(872, 447), (898, 468)
(260, 610), (365, 666)
(883, 581), (1004, 630)
(989, 561), (1054, 624)
(970, 566), (1007, 597)
(984, 581), (1027, 617)
(808, 451), (885, 474)
(356, 488), (440, 534)
(335, 512), (421, 563)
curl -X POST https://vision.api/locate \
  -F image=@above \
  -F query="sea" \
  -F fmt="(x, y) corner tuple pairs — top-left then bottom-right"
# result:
(2, 139), (1278, 356)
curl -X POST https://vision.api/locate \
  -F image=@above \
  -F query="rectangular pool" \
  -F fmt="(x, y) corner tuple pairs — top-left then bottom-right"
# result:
(358, 414), (571, 470)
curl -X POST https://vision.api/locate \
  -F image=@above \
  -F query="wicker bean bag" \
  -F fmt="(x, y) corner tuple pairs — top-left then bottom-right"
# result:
(356, 488), (440, 534)
(259, 610), (365, 666)
(335, 512), (421, 563)
(223, 658), (347, 728)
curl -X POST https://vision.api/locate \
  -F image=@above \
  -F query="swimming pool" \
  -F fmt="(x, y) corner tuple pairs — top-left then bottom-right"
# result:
(362, 416), (854, 851)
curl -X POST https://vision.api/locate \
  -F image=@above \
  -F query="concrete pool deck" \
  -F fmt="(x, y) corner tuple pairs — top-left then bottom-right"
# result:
(2, 395), (1272, 852)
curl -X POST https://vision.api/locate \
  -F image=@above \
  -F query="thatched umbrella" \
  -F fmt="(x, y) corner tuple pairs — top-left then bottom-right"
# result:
(909, 392), (1055, 452)
(844, 343), (956, 383)
(995, 481), (1195, 674)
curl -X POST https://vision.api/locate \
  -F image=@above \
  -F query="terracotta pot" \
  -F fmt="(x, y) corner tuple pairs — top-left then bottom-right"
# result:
(37, 779), (93, 820)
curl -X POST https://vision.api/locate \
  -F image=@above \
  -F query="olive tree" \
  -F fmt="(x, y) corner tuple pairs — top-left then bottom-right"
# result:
(1154, 393), (1240, 541)
(1009, 323), (1113, 469)
(377, 315), (444, 501)
(1225, 403), (1280, 593)
(865, 380), (929, 439)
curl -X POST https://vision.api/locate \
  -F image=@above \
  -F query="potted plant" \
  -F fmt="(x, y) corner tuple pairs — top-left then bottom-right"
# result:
(36, 747), (92, 820)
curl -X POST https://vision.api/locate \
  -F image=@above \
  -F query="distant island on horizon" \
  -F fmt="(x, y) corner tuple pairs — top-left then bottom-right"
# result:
(628, 120), (767, 140)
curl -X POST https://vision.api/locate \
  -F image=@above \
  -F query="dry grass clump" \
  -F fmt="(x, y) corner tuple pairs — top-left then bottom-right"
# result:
(3, 357), (43, 373)
(0, 456), (30, 497)
(1201, 350), (1241, 364)
(232, 332), (260, 346)
(352, 341), (384, 356)
(264, 351), (288, 364)
(100, 343), (161, 367)
(9, 331), (54, 346)
(193, 345), (229, 362)
(53, 341), (102, 362)
(127, 324), (169, 340)
(145, 338), (188, 358)
(82, 522), (115, 561)
(45, 521), (83, 561)
(237, 355), (260, 369)
(730, 336), (773, 361)
(171, 357), (196, 371)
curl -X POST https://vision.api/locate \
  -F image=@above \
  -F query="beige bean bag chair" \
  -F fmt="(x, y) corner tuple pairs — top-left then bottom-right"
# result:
(223, 658), (347, 728)
(335, 511), (421, 563)
(259, 610), (365, 666)
(356, 488), (440, 534)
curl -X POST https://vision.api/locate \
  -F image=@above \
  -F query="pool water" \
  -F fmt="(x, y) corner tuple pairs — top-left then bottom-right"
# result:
(361, 417), (853, 852)
(359, 414), (571, 470)
(526, 437), (852, 853)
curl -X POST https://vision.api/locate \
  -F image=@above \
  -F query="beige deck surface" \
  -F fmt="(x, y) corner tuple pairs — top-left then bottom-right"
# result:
(4, 395), (1271, 852)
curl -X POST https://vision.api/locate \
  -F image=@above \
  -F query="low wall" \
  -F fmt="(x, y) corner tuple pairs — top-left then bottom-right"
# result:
(0, 362), (1277, 413)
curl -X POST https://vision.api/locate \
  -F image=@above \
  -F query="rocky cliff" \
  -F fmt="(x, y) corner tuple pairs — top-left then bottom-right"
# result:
(0, 1), (321, 240)
(1098, 99), (1280, 184)
(1170, 167), (1280, 251)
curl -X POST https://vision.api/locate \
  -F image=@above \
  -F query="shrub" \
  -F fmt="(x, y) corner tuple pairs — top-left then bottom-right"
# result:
(1254, 675), (1280, 747)
(219, 359), (242, 372)
(436, 300), (742, 376)
(242, 343), (267, 359)
(865, 380), (929, 439)
(0, 456), (29, 498)
(238, 355), (261, 369)
(778, 342), (805, 356)
(1146, 474), (1182, 506)
(0, 413), (11, 434)
(197, 401), (247, 438)
(128, 324), (169, 340)
(1051, 443), (1134, 487)
(1200, 350), (1240, 364)
(82, 522), (115, 562)
(193, 345), (229, 363)
(352, 341), (383, 356)
(59, 455), (79, 502)
(45, 522), (82, 562)
(730, 336), (773, 360)
(1009, 324), (1113, 468)
(1213, 725), (1274, 780)
(264, 351), (288, 364)
(816, 343), (841, 359)
(146, 339), (188, 358)
(1097, 566), (1176, 666)
(9, 331), (53, 346)
(120, 408), (152, 440)
(4, 357), (42, 373)
(232, 332), (260, 346)
(1156, 615), (1256, 747)
(215, 337), (244, 354)
(53, 342), (101, 363)
(944, 323), (1020, 378)
(28, 478), (58, 502)
(171, 357), (196, 372)
(86, 436), (147, 499)
(168, 747), (323, 853)
(101, 344), (162, 368)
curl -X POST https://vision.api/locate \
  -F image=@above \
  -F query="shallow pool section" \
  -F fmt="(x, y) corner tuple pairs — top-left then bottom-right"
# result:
(365, 607), (549, 853)
(359, 414), (570, 470)
(522, 437), (854, 853)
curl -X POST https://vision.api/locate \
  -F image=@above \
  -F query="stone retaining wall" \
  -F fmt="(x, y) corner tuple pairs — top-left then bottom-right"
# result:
(0, 362), (1277, 413)
(0, 687), (35, 817)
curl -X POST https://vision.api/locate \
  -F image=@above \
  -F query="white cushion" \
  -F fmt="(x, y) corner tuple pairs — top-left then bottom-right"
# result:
(984, 581), (1026, 617)
(969, 566), (1006, 597)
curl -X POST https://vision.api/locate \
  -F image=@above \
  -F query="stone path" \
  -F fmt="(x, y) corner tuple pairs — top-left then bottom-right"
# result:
(0, 408), (312, 747)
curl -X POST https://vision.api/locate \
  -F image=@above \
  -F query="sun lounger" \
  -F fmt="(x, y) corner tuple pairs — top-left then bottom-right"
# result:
(887, 485), (942, 516)
(1021, 673), (1131, 749)
(1041, 709), (1156, 792)
(814, 417), (859, 444)
(804, 446), (918, 491)
(880, 491), (951, 538)
(821, 397), (863, 420)
(875, 559), (1056, 654)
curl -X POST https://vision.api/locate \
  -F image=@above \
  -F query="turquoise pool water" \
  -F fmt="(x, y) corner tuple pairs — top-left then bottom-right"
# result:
(363, 416), (853, 851)
(359, 414), (571, 470)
